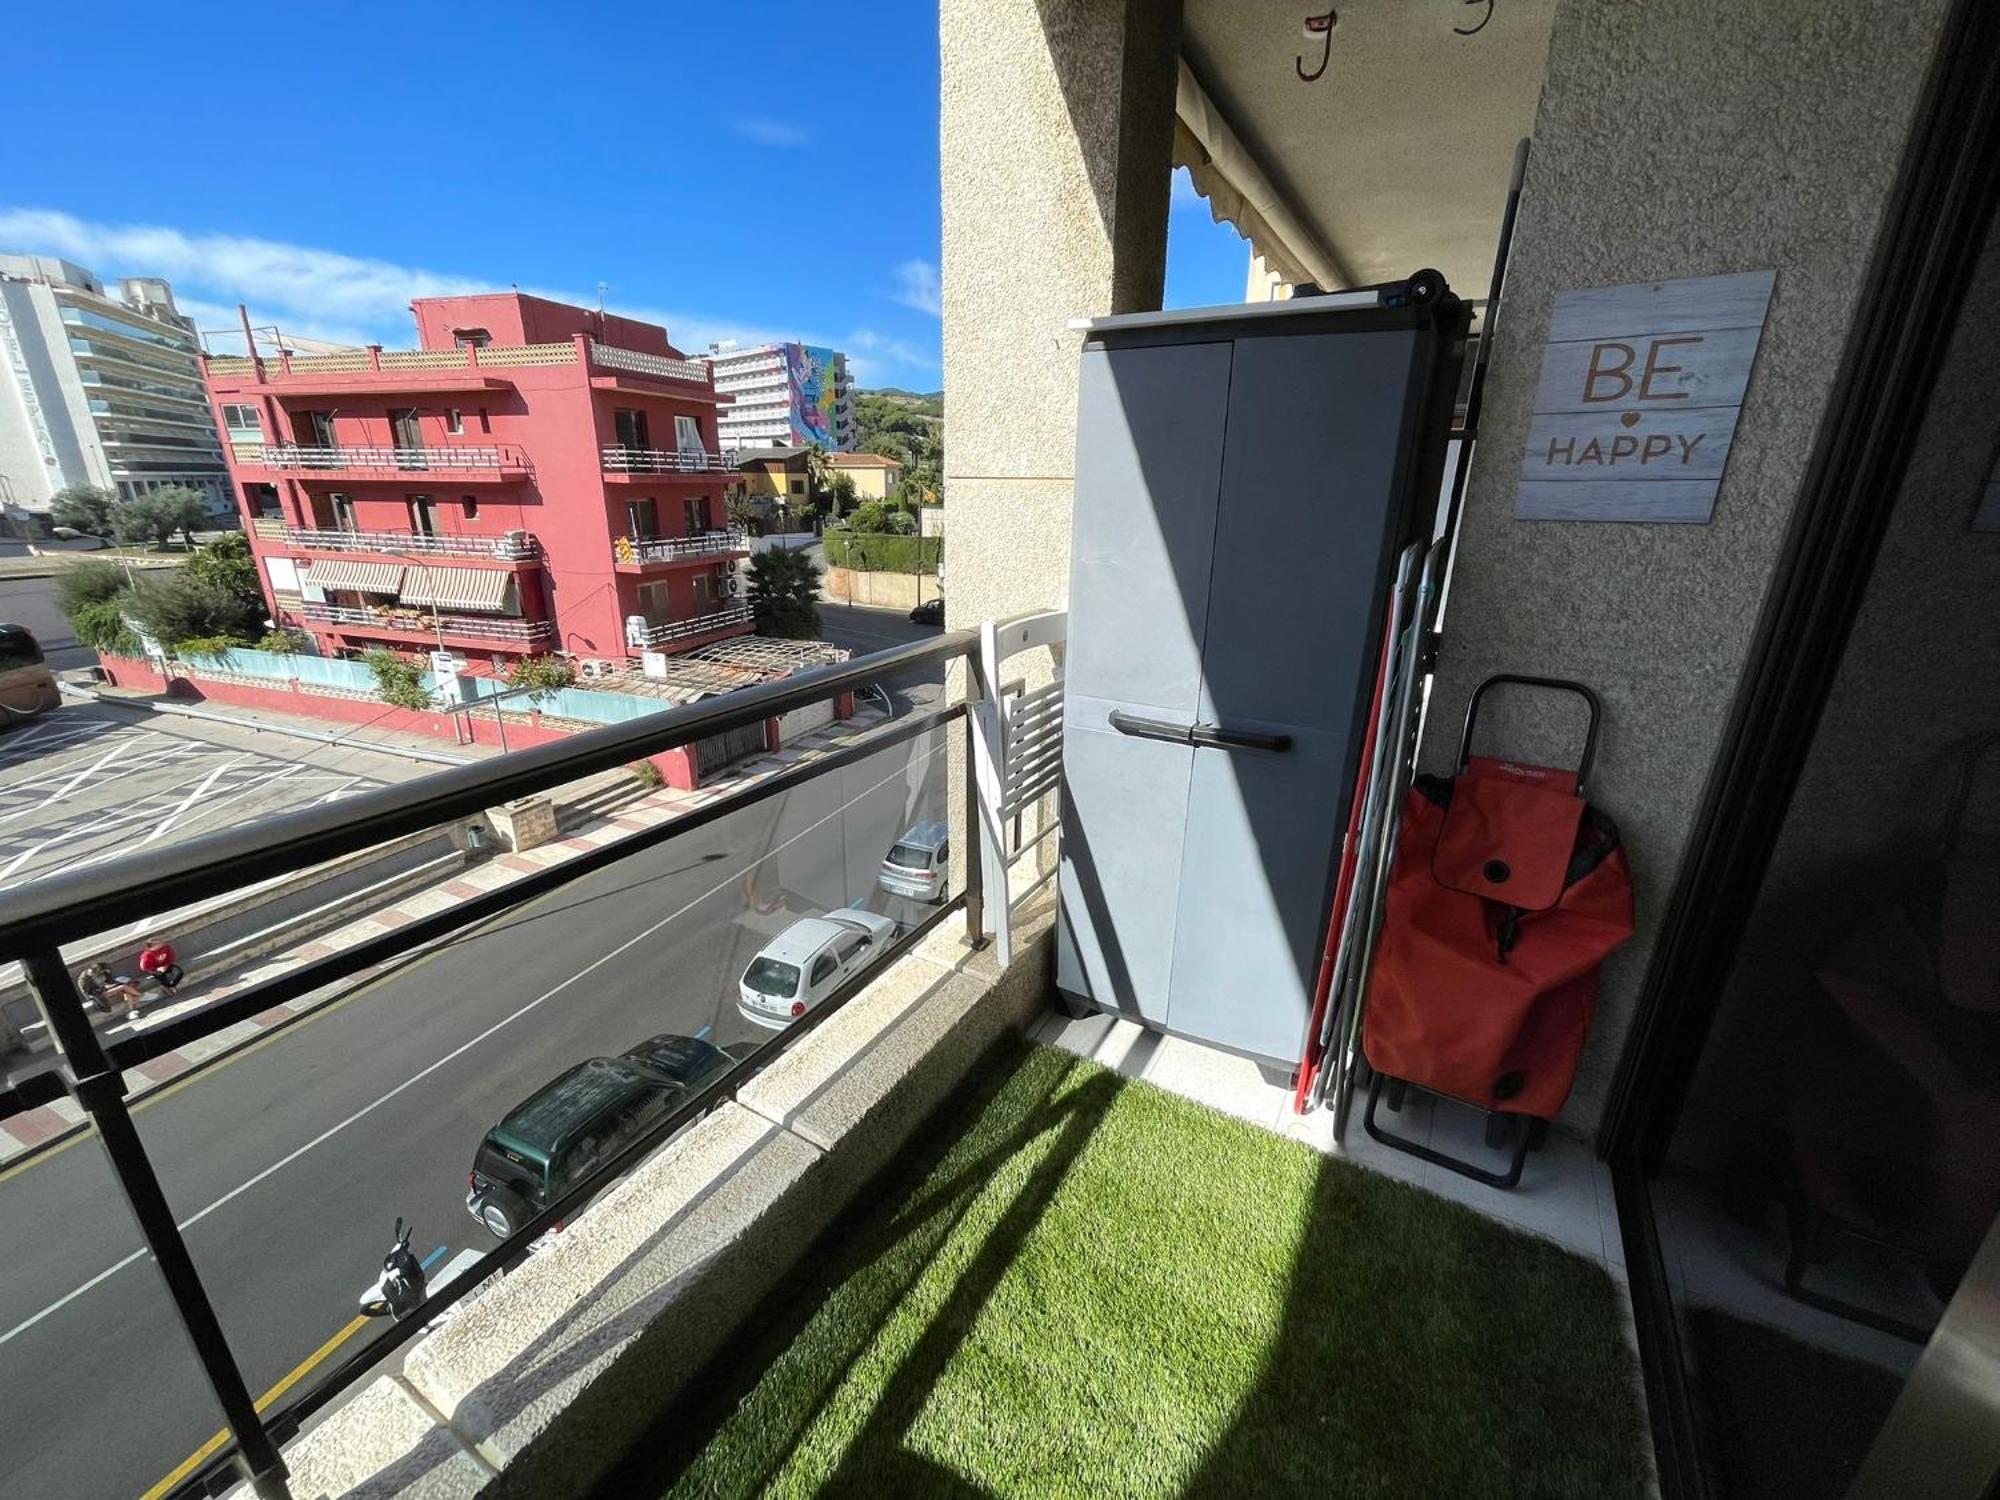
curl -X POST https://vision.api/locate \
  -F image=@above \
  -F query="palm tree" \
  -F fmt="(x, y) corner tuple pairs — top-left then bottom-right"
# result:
(802, 444), (834, 518)
(747, 548), (824, 639)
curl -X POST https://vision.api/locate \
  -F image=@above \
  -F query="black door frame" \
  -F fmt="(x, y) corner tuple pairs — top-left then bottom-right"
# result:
(1597, 1), (2000, 1492)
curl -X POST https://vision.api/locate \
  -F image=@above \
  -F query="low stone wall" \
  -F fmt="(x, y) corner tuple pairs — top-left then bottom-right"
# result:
(823, 566), (933, 611)
(248, 894), (1056, 1499)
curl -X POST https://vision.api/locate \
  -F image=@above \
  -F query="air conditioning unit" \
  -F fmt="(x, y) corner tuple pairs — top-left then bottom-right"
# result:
(496, 528), (529, 557)
(624, 614), (652, 650)
(722, 573), (745, 598)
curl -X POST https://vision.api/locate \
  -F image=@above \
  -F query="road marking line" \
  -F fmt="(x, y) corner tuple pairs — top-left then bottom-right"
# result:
(138, 1312), (374, 1500)
(694, 1024), (712, 1040)
(0, 737), (945, 1346)
(0, 732), (154, 835)
(140, 755), (247, 845)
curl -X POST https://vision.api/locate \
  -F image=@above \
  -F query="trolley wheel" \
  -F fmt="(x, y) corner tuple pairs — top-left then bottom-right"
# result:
(1385, 1077), (1408, 1114)
(1405, 268), (1447, 305)
(1484, 1110), (1516, 1151)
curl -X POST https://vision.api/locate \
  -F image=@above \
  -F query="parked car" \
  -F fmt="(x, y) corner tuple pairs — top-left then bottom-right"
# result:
(879, 820), (950, 903)
(464, 1033), (732, 1238)
(909, 598), (945, 626)
(737, 907), (900, 1030)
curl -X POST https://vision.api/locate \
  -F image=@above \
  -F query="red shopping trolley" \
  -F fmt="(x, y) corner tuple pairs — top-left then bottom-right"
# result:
(1361, 676), (1634, 1186)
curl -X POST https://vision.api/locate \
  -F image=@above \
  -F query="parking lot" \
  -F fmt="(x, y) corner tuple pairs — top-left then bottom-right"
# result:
(0, 703), (450, 894)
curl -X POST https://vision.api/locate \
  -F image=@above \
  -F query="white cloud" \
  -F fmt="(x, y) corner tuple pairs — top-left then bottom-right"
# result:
(0, 205), (941, 383)
(729, 115), (809, 148)
(890, 259), (941, 317)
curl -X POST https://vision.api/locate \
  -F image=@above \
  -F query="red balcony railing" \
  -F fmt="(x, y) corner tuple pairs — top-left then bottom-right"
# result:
(623, 606), (755, 650)
(299, 602), (553, 645)
(257, 443), (529, 477)
(612, 529), (748, 565)
(282, 525), (539, 561)
(601, 446), (737, 475)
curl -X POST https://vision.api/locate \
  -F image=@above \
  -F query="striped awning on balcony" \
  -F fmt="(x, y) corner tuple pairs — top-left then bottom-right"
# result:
(400, 565), (515, 612)
(298, 559), (403, 593)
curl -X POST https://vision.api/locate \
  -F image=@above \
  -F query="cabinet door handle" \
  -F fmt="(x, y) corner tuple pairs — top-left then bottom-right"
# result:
(1107, 710), (1190, 745)
(1190, 723), (1293, 753)
(1108, 711), (1291, 753)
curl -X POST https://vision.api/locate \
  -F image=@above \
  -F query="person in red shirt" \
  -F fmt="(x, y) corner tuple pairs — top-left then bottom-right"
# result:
(137, 935), (183, 999)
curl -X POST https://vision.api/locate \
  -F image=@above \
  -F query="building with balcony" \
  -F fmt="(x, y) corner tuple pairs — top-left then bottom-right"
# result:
(0, 254), (228, 524)
(705, 339), (855, 451)
(204, 292), (754, 672)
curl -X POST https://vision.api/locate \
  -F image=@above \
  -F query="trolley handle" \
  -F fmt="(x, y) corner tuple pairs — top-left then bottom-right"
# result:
(1457, 675), (1603, 797)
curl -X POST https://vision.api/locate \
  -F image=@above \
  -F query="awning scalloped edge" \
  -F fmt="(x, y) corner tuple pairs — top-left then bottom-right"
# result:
(1173, 58), (1351, 292)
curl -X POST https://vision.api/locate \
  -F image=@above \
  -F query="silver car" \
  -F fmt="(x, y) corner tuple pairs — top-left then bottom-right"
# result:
(737, 907), (900, 1030)
(879, 820), (950, 903)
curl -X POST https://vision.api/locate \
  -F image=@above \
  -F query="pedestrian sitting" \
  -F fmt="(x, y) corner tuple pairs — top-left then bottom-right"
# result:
(137, 935), (184, 998)
(78, 962), (143, 1020)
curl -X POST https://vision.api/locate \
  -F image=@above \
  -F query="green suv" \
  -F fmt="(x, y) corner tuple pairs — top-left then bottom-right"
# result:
(464, 1033), (731, 1238)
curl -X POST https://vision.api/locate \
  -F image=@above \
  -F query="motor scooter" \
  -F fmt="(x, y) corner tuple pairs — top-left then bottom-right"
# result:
(358, 1218), (427, 1321)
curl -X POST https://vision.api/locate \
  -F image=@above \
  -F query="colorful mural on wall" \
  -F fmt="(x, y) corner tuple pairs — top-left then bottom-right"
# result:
(786, 343), (839, 447)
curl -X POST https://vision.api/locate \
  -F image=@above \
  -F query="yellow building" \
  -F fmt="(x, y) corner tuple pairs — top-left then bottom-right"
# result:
(827, 451), (904, 500)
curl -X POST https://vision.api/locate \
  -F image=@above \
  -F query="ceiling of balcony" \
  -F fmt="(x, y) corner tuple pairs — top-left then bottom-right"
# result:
(1180, 0), (1556, 301)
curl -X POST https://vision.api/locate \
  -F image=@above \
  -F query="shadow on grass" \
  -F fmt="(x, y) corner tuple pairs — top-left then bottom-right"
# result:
(609, 1035), (1650, 1499)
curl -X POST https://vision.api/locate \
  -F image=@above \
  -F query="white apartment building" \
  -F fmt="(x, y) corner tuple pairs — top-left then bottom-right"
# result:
(705, 340), (855, 452)
(0, 254), (228, 528)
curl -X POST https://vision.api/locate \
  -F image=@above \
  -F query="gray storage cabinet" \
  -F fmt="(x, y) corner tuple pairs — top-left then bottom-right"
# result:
(1056, 294), (1466, 1064)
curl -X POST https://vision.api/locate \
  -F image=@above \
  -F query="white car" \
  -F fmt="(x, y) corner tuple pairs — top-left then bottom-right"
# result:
(737, 907), (900, 1030)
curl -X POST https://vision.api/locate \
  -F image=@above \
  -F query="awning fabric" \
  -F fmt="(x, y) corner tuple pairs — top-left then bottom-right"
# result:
(400, 565), (514, 612)
(299, 559), (403, 593)
(1174, 59), (1350, 291)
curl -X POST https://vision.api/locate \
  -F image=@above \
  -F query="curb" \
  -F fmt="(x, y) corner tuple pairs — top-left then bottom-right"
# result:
(0, 702), (897, 1169)
(64, 682), (477, 769)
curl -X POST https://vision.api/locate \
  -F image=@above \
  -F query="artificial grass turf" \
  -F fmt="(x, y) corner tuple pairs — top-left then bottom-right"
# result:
(664, 1036), (1649, 1499)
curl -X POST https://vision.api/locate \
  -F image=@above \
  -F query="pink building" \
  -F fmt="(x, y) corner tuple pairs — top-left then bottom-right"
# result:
(203, 292), (754, 673)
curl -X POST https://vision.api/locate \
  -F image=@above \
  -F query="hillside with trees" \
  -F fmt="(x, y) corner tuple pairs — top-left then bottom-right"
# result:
(851, 389), (942, 504)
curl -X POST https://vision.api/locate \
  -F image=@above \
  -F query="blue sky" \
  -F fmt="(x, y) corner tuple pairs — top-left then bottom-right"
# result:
(0, 2), (1246, 389)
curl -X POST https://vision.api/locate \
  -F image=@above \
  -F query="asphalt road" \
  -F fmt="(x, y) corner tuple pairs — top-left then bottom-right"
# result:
(0, 726), (949, 1500)
(0, 575), (92, 672)
(816, 603), (948, 715)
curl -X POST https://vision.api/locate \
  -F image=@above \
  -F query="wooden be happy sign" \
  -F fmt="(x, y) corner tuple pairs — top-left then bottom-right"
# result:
(1517, 269), (1775, 523)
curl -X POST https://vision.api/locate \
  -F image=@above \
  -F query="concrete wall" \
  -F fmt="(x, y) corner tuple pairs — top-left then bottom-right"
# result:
(1417, 0), (1951, 1129)
(823, 566), (928, 610)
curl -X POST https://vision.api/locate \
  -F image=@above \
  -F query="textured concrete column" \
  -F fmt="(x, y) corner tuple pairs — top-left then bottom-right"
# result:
(939, 0), (1181, 903)
(939, 0), (1179, 636)
(1421, 0), (1951, 1130)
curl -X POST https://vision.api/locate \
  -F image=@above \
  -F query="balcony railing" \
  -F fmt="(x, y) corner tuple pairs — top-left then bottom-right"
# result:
(204, 344), (579, 380)
(624, 605), (755, 649)
(281, 525), (539, 560)
(586, 342), (711, 383)
(256, 443), (529, 476)
(298, 602), (554, 644)
(0, 629), (982, 1500)
(613, 529), (748, 565)
(601, 445), (737, 474)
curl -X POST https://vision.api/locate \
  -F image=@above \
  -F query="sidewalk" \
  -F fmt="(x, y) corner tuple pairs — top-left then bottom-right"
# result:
(0, 698), (895, 1167)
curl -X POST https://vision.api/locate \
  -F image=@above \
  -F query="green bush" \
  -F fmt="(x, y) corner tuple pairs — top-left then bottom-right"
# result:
(123, 571), (263, 649)
(363, 648), (433, 711)
(112, 486), (209, 548)
(55, 559), (132, 618)
(507, 654), (576, 700)
(48, 485), (117, 537)
(174, 634), (240, 663)
(71, 596), (140, 656)
(258, 627), (310, 654)
(629, 759), (665, 789)
(822, 531), (942, 576)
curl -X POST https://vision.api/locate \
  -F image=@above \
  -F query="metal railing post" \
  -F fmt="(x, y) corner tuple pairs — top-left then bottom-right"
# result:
(19, 947), (291, 1500)
(960, 701), (987, 950)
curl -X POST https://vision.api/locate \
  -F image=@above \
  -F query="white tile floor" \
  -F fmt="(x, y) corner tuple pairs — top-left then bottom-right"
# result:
(1033, 1008), (1626, 1277)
